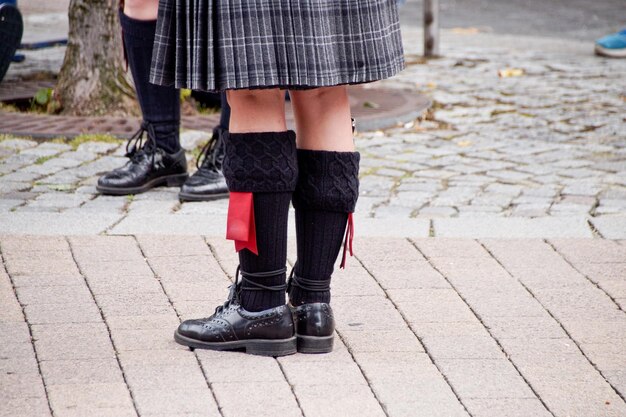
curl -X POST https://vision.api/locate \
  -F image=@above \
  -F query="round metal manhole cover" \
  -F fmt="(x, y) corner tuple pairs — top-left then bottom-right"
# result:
(0, 85), (430, 139)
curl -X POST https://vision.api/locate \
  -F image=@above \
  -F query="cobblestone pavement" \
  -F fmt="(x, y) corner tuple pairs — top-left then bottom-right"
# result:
(1, 29), (626, 237)
(2, 235), (626, 417)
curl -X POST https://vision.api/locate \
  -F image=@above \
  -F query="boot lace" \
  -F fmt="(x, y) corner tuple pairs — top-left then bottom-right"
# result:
(196, 130), (223, 172)
(125, 121), (158, 167)
(212, 266), (288, 316)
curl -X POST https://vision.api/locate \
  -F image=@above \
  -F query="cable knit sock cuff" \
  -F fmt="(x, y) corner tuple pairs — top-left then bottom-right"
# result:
(222, 131), (298, 192)
(293, 149), (360, 212)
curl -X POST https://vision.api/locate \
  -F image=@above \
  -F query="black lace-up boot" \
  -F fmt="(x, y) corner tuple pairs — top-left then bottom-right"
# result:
(96, 122), (188, 195)
(175, 267), (296, 356)
(178, 126), (229, 202)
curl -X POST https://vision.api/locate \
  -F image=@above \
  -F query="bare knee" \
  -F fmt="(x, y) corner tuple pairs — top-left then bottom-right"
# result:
(123, 0), (159, 19)
(289, 86), (348, 108)
(227, 89), (283, 108)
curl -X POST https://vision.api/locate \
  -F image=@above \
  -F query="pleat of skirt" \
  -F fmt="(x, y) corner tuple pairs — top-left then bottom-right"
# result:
(150, 0), (405, 91)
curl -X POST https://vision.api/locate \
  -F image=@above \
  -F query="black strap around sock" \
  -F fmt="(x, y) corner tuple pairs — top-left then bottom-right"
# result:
(238, 266), (288, 292)
(287, 269), (332, 294)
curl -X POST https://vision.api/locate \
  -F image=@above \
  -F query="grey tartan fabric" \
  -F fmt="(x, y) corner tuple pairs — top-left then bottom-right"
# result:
(150, 0), (405, 91)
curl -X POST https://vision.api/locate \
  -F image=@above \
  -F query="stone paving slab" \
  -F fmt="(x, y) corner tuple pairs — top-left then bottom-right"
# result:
(2, 235), (626, 417)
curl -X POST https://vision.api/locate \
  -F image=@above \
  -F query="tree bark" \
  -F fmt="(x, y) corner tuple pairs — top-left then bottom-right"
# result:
(54, 0), (137, 116)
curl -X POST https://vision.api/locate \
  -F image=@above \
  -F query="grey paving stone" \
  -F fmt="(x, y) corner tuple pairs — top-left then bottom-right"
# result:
(110, 328), (184, 352)
(16, 284), (93, 305)
(291, 383), (385, 417)
(332, 295), (410, 331)
(31, 323), (116, 361)
(132, 388), (219, 415)
(0, 373), (47, 399)
(433, 216), (593, 238)
(0, 181), (31, 193)
(0, 212), (122, 234)
(0, 138), (38, 151)
(355, 351), (467, 416)
(40, 359), (124, 385)
(437, 358), (535, 399)
(209, 381), (300, 417)
(109, 214), (226, 235)
(0, 171), (41, 183)
(420, 334), (503, 359)
(76, 142), (121, 154)
(1, 396), (51, 417)
(24, 302), (102, 325)
(0, 199), (23, 211)
(20, 147), (62, 158)
(47, 383), (134, 414)
(590, 216), (626, 239)
(93, 292), (173, 317)
(463, 398), (551, 417)
(340, 329), (424, 353)
(123, 363), (208, 391)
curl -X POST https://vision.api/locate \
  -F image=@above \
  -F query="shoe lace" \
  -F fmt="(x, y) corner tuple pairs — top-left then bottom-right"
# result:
(125, 121), (158, 167)
(196, 129), (223, 171)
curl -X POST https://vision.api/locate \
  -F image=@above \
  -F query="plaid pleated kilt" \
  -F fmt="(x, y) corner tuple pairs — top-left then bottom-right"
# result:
(149, 0), (405, 91)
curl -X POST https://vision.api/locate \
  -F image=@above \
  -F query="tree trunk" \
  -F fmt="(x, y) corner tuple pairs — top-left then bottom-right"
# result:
(54, 0), (137, 116)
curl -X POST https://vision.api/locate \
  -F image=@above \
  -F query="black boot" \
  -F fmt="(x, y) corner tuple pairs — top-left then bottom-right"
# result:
(289, 149), (360, 353)
(175, 131), (299, 356)
(178, 126), (229, 202)
(175, 267), (296, 356)
(96, 122), (188, 195)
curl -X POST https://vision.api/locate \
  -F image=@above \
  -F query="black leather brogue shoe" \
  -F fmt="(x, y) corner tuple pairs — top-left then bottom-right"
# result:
(179, 127), (228, 202)
(175, 267), (296, 357)
(97, 122), (188, 195)
(287, 271), (335, 353)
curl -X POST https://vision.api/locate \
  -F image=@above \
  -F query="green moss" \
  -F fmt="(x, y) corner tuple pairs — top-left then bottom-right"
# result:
(65, 134), (121, 151)
(0, 102), (20, 113)
(47, 184), (75, 192)
(35, 155), (56, 165)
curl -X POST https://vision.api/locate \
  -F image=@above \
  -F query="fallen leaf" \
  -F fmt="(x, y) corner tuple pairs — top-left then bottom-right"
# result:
(451, 27), (481, 35)
(498, 68), (525, 78)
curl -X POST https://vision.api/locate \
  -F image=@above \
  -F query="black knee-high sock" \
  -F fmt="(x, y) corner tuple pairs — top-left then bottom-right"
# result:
(238, 192), (291, 311)
(222, 131), (298, 312)
(290, 150), (360, 306)
(119, 11), (181, 153)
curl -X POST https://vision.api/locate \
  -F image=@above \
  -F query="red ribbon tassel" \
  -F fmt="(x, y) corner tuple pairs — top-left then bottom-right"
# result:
(340, 213), (355, 269)
(226, 192), (258, 255)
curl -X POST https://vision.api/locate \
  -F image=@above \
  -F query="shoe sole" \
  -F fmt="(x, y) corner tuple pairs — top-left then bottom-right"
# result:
(96, 173), (188, 196)
(174, 330), (297, 357)
(595, 45), (626, 58)
(178, 190), (229, 202)
(297, 334), (334, 354)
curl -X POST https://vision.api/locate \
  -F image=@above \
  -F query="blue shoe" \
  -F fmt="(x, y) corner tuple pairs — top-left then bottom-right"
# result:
(595, 29), (626, 58)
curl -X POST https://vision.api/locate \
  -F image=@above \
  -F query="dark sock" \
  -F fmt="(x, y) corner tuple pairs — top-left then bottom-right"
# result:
(119, 11), (181, 154)
(238, 192), (291, 311)
(219, 92), (231, 131)
(291, 210), (348, 305)
(222, 131), (298, 312)
(290, 150), (360, 306)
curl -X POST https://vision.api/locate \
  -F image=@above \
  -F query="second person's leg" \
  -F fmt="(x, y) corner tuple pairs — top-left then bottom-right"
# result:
(97, 0), (187, 195)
